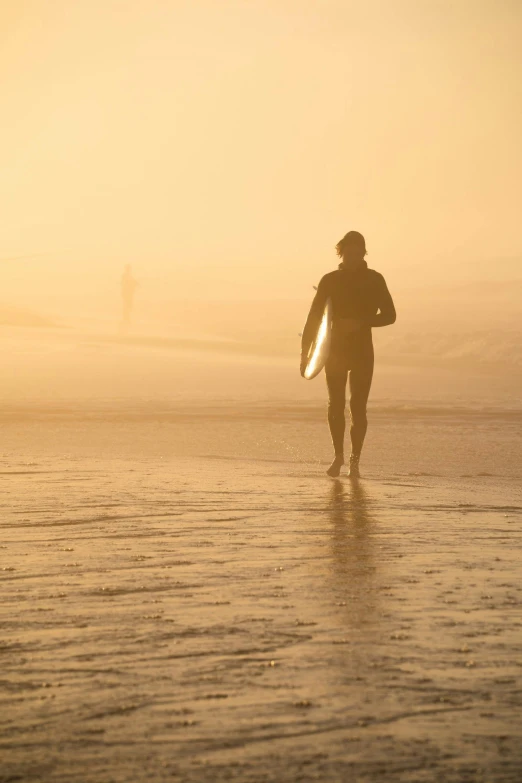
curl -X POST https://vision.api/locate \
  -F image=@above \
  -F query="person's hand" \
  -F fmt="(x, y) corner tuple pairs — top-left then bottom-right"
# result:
(300, 354), (308, 378)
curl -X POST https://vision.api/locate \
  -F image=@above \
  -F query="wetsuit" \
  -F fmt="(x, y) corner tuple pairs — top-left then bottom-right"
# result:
(302, 262), (396, 458)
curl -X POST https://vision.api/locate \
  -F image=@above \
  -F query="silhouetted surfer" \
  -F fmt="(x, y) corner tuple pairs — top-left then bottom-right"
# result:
(301, 231), (396, 478)
(121, 264), (138, 326)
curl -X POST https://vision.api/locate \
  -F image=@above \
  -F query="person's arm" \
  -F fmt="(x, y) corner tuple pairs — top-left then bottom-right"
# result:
(367, 274), (396, 327)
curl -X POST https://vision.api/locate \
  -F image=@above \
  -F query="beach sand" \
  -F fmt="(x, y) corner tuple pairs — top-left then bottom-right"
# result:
(2, 405), (521, 782)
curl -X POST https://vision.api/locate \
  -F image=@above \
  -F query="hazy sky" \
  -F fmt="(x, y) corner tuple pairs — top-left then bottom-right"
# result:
(1, 0), (521, 310)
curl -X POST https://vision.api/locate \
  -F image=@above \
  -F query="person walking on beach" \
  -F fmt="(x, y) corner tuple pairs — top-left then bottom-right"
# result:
(300, 231), (396, 478)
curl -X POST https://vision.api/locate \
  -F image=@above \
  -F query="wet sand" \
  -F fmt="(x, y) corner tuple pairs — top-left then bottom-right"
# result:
(2, 410), (522, 782)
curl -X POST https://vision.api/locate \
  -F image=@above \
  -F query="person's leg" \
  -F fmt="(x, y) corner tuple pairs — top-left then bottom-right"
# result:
(325, 356), (349, 477)
(122, 296), (131, 325)
(348, 353), (374, 477)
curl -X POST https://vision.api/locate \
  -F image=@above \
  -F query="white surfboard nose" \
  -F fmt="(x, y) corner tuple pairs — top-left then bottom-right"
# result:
(303, 298), (332, 380)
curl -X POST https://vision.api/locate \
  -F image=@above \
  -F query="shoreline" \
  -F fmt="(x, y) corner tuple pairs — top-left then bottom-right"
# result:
(2, 399), (522, 421)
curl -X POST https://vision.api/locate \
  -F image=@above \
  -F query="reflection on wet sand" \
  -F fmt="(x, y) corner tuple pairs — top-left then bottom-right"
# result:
(328, 478), (379, 629)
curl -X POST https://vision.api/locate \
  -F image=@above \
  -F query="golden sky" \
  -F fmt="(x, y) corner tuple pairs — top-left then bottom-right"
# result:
(1, 0), (521, 309)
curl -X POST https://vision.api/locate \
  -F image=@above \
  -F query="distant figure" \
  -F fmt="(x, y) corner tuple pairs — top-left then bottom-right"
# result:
(301, 231), (396, 478)
(121, 264), (138, 326)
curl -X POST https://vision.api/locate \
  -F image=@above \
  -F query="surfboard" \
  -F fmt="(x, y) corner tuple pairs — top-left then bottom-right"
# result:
(303, 297), (332, 379)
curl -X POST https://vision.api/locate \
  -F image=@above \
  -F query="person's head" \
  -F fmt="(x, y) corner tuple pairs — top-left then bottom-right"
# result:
(335, 231), (367, 265)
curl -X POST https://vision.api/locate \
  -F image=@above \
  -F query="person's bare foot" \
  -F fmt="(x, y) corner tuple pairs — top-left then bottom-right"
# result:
(327, 456), (344, 477)
(348, 454), (361, 479)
